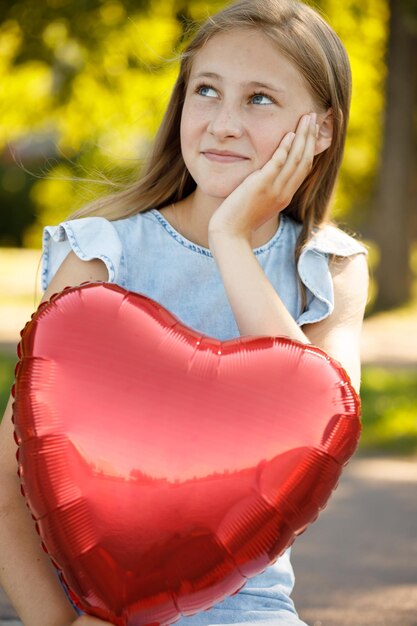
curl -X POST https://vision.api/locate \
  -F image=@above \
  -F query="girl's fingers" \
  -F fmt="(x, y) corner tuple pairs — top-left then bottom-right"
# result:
(273, 113), (316, 191)
(259, 112), (316, 205)
(267, 132), (296, 171)
(303, 114), (318, 167)
(282, 114), (313, 174)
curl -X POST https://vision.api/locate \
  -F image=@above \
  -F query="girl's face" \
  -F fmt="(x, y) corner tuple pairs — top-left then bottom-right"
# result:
(180, 28), (319, 200)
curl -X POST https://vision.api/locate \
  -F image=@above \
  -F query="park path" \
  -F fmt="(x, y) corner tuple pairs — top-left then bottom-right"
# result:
(291, 455), (417, 626)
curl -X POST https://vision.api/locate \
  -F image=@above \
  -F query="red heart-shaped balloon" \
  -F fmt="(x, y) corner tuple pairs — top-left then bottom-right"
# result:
(12, 282), (361, 626)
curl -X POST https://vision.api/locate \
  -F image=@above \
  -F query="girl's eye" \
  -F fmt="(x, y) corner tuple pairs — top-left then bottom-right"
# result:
(195, 84), (217, 98)
(251, 92), (274, 105)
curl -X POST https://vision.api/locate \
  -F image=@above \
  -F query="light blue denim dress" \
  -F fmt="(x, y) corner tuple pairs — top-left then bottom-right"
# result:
(41, 209), (368, 626)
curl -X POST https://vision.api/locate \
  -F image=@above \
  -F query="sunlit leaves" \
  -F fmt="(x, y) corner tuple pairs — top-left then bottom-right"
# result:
(0, 19), (22, 63)
(318, 0), (389, 221)
(0, 19), (51, 146)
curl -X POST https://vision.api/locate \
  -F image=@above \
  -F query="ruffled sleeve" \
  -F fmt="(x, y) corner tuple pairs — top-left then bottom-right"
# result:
(41, 217), (124, 293)
(296, 224), (368, 326)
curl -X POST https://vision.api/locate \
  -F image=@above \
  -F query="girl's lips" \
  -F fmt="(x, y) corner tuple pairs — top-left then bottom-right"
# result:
(203, 152), (248, 163)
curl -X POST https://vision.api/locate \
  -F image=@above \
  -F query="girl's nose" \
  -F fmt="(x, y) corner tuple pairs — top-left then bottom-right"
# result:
(207, 104), (244, 139)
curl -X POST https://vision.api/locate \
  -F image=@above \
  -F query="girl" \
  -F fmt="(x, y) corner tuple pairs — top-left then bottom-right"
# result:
(0, 0), (369, 625)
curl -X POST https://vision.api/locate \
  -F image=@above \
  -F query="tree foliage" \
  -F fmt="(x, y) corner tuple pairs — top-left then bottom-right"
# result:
(319, 0), (389, 225)
(0, 0), (388, 248)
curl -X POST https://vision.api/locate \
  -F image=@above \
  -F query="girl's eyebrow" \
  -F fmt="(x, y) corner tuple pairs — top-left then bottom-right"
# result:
(190, 71), (287, 94)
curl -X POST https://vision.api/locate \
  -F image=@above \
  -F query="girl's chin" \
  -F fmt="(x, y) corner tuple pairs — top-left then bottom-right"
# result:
(196, 180), (246, 199)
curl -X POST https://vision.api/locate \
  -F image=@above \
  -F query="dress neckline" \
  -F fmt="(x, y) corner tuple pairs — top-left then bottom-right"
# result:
(149, 209), (287, 258)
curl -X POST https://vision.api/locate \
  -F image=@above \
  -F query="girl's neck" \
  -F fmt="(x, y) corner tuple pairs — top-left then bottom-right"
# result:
(160, 190), (281, 250)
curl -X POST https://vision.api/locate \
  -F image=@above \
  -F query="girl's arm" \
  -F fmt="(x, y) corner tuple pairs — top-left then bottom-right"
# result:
(0, 252), (112, 626)
(208, 232), (368, 392)
(207, 113), (368, 392)
(301, 253), (369, 391)
(208, 234), (309, 343)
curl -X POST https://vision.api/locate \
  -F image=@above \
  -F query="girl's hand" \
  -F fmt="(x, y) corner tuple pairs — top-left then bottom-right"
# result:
(208, 112), (318, 242)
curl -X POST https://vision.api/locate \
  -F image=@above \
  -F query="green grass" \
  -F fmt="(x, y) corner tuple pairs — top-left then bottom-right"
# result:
(0, 351), (17, 414)
(1, 353), (416, 456)
(358, 366), (417, 455)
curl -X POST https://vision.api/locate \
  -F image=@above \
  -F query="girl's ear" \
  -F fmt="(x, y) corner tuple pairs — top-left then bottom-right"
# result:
(315, 107), (334, 155)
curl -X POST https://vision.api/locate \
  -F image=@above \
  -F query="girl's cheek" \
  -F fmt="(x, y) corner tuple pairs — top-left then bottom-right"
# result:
(181, 103), (203, 132)
(184, 95), (214, 113)
(182, 107), (210, 135)
(254, 126), (286, 159)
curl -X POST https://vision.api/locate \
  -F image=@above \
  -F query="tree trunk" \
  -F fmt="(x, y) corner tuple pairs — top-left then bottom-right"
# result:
(372, 0), (417, 311)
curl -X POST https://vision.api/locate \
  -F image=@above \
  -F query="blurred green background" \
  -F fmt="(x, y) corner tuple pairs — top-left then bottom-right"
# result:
(0, 0), (416, 454)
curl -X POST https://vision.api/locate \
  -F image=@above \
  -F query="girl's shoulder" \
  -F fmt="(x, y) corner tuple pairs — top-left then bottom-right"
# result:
(283, 217), (368, 258)
(41, 210), (170, 293)
(283, 214), (368, 257)
(305, 222), (368, 257)
(284, 218), (368, 327)
(42, 214), (126, 292)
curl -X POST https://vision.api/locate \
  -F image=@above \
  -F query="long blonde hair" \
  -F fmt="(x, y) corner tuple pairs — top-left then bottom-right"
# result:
(68, 0), (352, 287)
